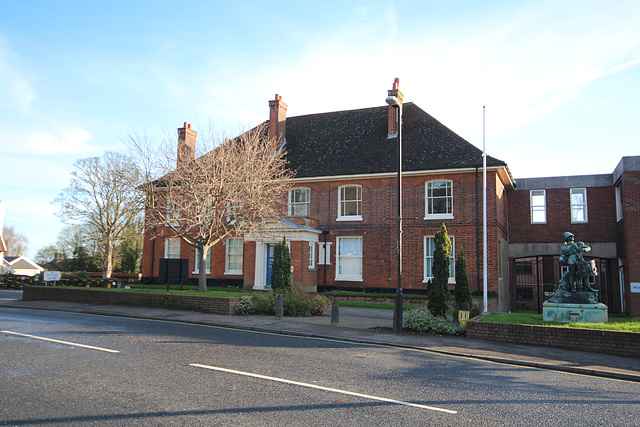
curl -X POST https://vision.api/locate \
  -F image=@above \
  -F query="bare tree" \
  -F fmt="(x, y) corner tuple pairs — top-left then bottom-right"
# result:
(34, 245), (58, 265)
(56, 225), (91, 258)
(131, 122), (292, 292)
(2, 226), (29, 256)
(55, 152), (143, 278)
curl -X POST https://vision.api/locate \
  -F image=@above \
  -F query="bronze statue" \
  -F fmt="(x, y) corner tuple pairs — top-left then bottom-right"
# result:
(548, 232), (598, 304)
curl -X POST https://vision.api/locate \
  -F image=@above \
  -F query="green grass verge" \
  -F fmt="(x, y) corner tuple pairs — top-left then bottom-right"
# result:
(61, 286), (253, 298)
(337, 301), (423, 310)
(482, 312), (640, 333)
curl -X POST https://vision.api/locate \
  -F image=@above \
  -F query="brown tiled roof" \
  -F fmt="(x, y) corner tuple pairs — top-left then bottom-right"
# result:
(282, 102), (506, 178)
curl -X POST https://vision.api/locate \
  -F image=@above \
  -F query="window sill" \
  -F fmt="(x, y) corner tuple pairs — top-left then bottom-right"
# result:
(224, 271), (243, 276)
(192, 270), (211, 275)
(423, 279), (456, 284)
(336, 216), (363, 222)
(335, 276), (363, 282)
(424, 214), (454, 221)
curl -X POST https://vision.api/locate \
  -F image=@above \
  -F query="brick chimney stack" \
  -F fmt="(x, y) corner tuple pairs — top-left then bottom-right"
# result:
(177, 122), (197, 167)
(387, 78), (404, 137)
(268, 94), (288, 145)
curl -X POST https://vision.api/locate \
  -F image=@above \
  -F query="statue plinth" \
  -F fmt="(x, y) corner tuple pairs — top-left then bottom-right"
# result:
(543, 301), (608, 323)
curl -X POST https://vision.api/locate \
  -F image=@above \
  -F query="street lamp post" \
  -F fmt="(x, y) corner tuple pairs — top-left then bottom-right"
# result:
(386, 79), (404, 333)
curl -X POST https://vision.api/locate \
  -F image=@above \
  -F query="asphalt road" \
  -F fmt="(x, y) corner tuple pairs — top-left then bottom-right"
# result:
(1, 307), (639, 426)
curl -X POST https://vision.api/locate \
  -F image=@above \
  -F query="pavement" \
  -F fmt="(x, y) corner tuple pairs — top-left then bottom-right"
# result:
(1, 297), (639, 382)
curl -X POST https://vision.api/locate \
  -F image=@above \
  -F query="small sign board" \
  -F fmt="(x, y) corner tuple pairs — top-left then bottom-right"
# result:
(631, 283), (640, 293)
(43, 271), (62, 282)
(458, 310), (470, 325)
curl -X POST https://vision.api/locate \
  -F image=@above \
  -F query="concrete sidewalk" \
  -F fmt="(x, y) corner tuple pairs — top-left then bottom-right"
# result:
(1, 298), (639, 382)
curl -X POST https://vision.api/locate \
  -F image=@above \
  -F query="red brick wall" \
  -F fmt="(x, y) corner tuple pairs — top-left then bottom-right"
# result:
(621, 171), (640, 316)
(299, 171), (505, 293)
(466, 319), (640, 358)
(143, 169), (509, 296)
(509, 186), (616, 244)
(23, 286), (241, 315)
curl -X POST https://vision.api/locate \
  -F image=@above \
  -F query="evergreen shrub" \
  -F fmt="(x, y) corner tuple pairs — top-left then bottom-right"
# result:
(248, 288), (331, 317)
(403, 307), (466, 336)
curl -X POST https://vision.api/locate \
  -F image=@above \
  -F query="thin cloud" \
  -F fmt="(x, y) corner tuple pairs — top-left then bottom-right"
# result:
(22, 128), (97, 155)
(0, 37), (36, 112)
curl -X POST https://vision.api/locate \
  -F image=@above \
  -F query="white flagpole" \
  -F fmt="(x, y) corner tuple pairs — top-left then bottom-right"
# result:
(483, 106), (488, 312)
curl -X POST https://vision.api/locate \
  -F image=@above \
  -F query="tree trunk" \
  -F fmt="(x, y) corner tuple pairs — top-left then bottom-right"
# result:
(198, 246), (208, 292)
(103, 237), (114, 279)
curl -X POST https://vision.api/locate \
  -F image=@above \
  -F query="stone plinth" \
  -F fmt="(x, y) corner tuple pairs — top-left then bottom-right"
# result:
(543, 302), (608, 323)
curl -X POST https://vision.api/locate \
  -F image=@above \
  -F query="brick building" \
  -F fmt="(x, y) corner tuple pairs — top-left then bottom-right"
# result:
(141, 81), (514, 311)
(508, 157), (640, 317)
(141, 80), (640, 316)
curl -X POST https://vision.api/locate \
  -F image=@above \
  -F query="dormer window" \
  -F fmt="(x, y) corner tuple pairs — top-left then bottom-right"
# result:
(289, 188), (310, 217)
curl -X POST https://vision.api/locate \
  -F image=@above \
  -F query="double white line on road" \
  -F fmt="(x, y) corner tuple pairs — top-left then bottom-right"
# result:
(191, 363), (457, 414)
(1, 330), (120, 353)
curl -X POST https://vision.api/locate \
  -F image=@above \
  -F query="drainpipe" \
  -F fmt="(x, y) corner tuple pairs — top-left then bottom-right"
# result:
(150, 226), (156, 284)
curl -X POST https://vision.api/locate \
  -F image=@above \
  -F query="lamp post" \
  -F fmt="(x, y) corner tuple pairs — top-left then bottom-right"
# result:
(386, 81), (403, 333)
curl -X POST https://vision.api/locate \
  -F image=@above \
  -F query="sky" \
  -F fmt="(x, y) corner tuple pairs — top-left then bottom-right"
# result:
(1, 0), (639, 257)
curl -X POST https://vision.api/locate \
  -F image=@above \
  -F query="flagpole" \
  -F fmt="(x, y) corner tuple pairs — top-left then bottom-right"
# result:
(483, 106), (488, 312)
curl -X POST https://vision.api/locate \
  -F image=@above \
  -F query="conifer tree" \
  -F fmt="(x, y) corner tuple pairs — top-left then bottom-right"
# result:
(427, 223), (452, 318)
(271, 237), (292, 292)
(454, 248), (473, 312)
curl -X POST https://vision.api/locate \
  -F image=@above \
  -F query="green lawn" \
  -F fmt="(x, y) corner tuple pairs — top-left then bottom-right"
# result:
(337, 300), (422, 310)
(482, 312), (640, 333)
(63, 285), (252, 298)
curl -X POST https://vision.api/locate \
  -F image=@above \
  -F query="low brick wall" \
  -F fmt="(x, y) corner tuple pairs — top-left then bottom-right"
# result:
(466, 318), (640, 358)
(23, 286), (241, 316)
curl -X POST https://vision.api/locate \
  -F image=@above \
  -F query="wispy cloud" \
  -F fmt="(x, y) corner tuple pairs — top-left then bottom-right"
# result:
(21, 128), (97, 155)
(1, 126), (98, 156)
(0, 37), (36, 112)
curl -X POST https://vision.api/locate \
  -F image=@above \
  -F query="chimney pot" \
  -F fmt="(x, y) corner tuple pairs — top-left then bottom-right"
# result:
(268, 94), (288, 145)
(387, 78), (404, 137)
(177, 122), (197, 167)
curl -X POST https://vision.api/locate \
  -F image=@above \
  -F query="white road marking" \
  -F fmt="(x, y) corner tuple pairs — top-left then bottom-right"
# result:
(190, 363), (457, 414)
(1, 330), (120, 353)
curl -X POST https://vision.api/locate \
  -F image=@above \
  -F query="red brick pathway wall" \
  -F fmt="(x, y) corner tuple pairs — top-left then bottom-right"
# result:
(466, 319), (640, 358)
(23, 287), (241, 316)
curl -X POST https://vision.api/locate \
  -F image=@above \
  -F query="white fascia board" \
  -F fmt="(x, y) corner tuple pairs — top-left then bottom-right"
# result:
(289, 166), (507, 184)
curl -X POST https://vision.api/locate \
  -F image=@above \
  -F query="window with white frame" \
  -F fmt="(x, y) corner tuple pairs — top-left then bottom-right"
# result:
(336, 237), (363, 281)
(530, 190), (546, 224)
(338, 185), (362, 220)
(194, 248), (211, 274)
(227, 201), (242, 223)
(225, 238), (243, 274)
(308, 242), (315, 270)
(570, 188), (588, 223)
(425, 180), (453, 219)
(164, 238), (181, 259)
(289, 188), (310, 217)
(317, 242), (332, 265)
(423, 236), (455, 283)
(615, 183), (623, 222)
(166, 196), (182, 225)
